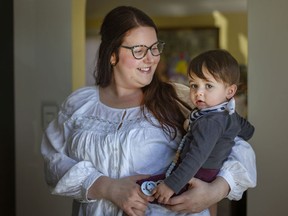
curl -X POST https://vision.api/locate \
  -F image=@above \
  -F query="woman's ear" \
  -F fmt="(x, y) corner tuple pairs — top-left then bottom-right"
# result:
(110, 53), (116, 66)
(226, 84), (237, 99)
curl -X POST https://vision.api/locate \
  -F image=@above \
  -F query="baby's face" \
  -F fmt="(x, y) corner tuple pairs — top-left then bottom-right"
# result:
(188, 67), (235, 110)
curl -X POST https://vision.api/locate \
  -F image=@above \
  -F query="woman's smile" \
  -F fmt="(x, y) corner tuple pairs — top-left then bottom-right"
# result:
(137, 66), (151, 72)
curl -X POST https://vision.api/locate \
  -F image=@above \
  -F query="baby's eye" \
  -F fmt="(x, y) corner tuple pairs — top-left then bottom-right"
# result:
(190, 84), (198, 89)
(205, 84), (213, 89)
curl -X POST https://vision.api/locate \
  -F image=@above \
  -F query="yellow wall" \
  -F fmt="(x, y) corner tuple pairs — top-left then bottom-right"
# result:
(72, 0), (86, 90)
(86, 12), (247, 64)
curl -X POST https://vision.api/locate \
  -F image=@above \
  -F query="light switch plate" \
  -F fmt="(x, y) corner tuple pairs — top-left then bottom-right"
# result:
(42, 103), (58, 130)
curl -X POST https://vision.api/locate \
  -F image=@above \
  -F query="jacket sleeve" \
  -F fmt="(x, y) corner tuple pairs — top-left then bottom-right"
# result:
(235, 112), (255, 140)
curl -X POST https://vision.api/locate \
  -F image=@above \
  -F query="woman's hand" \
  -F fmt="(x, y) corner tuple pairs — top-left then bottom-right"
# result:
(88, 175), (154, 216)
(165, 177), (229, 214)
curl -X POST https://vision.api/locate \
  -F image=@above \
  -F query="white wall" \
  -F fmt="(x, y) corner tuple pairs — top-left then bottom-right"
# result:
(247, 0), (288, 215)
(14, 0), (73, 215)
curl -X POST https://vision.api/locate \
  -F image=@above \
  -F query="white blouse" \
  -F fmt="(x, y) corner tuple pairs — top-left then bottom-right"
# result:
(41, 85), (256, 216)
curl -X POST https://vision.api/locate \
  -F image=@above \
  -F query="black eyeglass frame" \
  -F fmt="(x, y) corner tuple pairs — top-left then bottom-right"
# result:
(120, 41), (165, 60)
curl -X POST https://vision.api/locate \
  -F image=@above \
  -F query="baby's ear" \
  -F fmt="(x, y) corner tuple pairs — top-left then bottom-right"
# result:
(227, 84), (237, 99)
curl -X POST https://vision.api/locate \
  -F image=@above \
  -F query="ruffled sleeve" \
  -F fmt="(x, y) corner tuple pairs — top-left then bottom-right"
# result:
(41, 86), (102, 202)
(218, 137), (257, 200)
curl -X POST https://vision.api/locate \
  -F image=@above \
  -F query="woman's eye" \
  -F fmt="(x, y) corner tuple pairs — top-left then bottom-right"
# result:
(133, 47), (144, 54)
(151, 46), (158, 51)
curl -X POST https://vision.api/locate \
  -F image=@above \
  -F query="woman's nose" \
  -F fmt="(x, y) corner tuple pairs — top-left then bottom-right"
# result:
(143, 50), (155, 62)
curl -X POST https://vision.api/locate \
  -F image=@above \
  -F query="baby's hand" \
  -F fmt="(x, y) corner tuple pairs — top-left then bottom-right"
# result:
(152, 182), (174, 204)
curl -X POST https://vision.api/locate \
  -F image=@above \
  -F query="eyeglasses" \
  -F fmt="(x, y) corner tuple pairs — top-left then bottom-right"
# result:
(121, 41), (165, 60)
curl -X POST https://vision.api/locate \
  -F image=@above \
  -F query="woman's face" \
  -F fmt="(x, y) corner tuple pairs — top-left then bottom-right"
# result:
(111, 26), (160, 89)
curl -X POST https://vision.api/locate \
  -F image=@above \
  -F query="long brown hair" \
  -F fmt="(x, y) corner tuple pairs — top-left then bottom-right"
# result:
(142, 73), (191, 139)
(94, 6), (191, 139)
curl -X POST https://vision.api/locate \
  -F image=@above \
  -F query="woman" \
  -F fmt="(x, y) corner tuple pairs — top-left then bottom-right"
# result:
(41, 6), (256, 216)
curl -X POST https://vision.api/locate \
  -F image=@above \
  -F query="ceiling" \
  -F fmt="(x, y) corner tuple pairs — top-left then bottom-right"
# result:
(86, 0), (247, 19)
